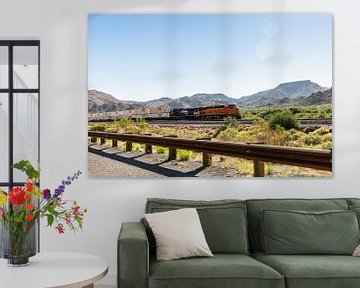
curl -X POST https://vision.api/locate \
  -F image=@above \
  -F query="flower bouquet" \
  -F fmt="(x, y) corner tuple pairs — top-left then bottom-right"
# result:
(0, 160), (87, 266)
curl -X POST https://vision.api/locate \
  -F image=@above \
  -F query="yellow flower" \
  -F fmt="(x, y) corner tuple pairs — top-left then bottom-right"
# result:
(0, 190), (7, 206)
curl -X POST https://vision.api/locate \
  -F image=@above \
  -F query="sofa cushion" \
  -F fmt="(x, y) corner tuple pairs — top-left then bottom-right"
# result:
(349, 205), (360, 227)
(146, 198), (248, 254)
(252, 252), (360, 288)
(347, 198), (360, 207)
(145, 208), (213, 261)
(149, 254), (284, 288)
(261, 209), (359, 255)
(246, 198), (349, 252)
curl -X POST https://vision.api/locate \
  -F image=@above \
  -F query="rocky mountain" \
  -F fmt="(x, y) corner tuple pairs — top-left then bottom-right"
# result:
(88, 90), (141, 112)
(237, 80), (328, 107)
(298, 88), (332, 106)
(88, 80), (331, 113)
(145, 97), (174, 107)
(163, 93), (237, 109)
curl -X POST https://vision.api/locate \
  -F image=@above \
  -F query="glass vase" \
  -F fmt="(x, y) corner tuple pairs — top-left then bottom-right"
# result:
(0, 220), (37, 266)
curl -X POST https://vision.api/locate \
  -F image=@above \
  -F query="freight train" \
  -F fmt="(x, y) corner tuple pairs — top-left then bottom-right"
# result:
(88, 104), (241, 122)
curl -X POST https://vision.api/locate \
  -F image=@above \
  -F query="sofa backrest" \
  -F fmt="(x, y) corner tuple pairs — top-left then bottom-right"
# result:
(145, 198), (249, 255)
(245, 198), (349, 252)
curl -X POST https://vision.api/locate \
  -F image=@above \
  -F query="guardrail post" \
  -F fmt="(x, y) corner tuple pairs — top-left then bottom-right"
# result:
(143, 134), (152, 154)
(100, 138), (106, 145)
(126, 142), (133, 152)
(203, 153), (212, 166)
(253, 160), (265, 177)
(112, 139), (118, 147)
(124, 133), (133, 152)
(164, 135), (177, 160)
(145, 144), (152, 154)
(197, 137), (212, 166)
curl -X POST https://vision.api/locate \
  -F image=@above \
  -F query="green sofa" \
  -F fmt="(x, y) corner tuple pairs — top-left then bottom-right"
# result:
(118, 198), (360, 288)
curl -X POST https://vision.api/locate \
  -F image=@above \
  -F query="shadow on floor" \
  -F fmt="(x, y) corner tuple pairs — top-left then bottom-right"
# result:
(88, 146), (207, 177)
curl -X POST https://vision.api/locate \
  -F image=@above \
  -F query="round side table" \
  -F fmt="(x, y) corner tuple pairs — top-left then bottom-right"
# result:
(0, 252), (108, 288)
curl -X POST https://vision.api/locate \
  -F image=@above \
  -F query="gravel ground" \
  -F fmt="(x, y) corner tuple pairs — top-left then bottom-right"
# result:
(88, 151), (164, 178)
(88, 145), (240, 178)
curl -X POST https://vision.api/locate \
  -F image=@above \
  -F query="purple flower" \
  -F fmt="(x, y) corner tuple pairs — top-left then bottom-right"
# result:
(54, 189), (63, 198)
(43, 189), (51, 200)
(54, 171), (82, 199)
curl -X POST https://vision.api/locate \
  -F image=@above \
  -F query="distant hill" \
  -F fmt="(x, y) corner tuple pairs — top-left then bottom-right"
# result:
(88, 80), (331, 113)
(161, 93), (237, 109)
(298, 88), (332, 105)
(237, 80), (328, 107)
(88, 90), (142, 112)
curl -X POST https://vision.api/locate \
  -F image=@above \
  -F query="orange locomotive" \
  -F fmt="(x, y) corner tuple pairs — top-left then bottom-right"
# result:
(199, 105), (240, 119)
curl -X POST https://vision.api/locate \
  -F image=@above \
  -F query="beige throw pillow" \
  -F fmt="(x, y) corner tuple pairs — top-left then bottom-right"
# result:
(145, 208), (213, 261)
(353, 244), (360, 256)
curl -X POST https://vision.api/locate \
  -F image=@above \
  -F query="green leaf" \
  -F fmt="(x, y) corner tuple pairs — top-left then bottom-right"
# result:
(47, 214), (54, 227)
(12, 160), (40, 180)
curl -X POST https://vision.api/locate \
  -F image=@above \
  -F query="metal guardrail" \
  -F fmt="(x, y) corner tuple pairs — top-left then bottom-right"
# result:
(88, 131), (332, 176)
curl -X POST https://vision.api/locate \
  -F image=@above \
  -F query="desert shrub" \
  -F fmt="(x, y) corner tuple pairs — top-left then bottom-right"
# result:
(266, 163), (275, 175)
(137, 118), (149, 130)
(117, 118), (132, 129)
(319, 141), (332, 149)
(156, 146), (166, 154)
(132, 143), (143, 152)
(90, 124), (106, 132)
(312, 127), (331, 136)
(218, 127), (241, 142)
(235, 159), (254, 175)
(268, 111), (299, 130)
(224, 116), (238, 128)
(125, 125), (142, 134)
(289, 107), (303, 114)
(304, 134), (323, 146)
(259, 109), (283, 120)
(322, 133), (332, 142)
(177, 150), (190, 161)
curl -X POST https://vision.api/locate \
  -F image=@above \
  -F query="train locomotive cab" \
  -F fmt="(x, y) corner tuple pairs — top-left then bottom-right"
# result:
(198, 104), (241, 119)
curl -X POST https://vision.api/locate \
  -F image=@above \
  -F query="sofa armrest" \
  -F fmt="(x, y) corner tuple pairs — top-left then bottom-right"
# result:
(118, 222), (149, 288)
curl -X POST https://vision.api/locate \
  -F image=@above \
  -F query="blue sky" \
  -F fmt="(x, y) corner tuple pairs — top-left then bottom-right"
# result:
(88, 14), (332, 101)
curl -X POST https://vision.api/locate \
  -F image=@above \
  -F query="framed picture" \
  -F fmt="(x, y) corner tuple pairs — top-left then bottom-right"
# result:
(88, 14), (332, 178)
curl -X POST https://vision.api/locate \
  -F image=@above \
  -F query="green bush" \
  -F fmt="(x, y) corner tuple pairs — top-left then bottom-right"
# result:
(177, 150), (190, 161)
(224, 116), (238, 128)
(266, 163), (275, 175)
(137, 118), (148, 130)
(304, 134), (323, 146)
(268, 111), (299, 130)
(156, 146), (166, 154)
(218, 127), (240, 142)
(117, 118), (132, 129)
(90, 124), (106, 132)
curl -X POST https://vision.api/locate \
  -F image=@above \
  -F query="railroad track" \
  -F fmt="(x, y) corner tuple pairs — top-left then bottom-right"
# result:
(146, 118), (332, 126)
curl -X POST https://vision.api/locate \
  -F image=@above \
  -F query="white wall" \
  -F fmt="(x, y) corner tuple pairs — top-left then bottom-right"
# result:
(1, 0), (360, 286)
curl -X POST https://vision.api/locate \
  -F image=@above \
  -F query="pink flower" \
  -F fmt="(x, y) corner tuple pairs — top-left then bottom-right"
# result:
(0, 208), (3, 220)
(56, 223), (65, 234)
(72, 205), (80, 215)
